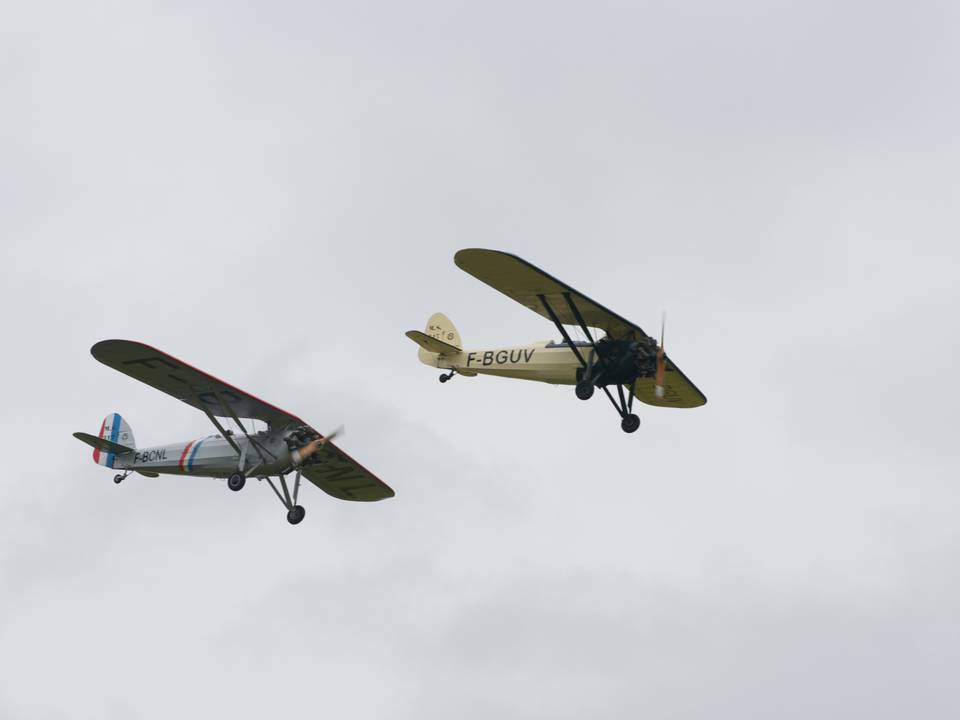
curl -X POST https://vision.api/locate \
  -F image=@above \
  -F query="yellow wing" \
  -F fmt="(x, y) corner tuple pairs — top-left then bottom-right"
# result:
(455, 248), (646, 340)
(626, 359), (707, 408)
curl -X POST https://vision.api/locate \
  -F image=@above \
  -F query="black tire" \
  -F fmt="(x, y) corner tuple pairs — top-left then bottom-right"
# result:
(227, 472), (246, 492)
(113, 474), (123, 484)
(621, 414), (641, 433)
(575, 381), (595, 400)
(287, 505), (306, 525)
(439, 374), (449, 383)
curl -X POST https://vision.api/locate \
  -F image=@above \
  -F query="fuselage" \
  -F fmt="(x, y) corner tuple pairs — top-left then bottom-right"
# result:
(114, 431), (293, 478)
(423, 340), (588, 384)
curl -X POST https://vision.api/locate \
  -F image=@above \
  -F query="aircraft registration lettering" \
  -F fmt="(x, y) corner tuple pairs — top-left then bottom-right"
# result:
(134, 449), (169, 464)
(466, 349), (535, 367)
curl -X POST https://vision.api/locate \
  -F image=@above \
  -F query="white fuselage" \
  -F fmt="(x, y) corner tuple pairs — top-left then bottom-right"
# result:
(113, 431), (293, 478)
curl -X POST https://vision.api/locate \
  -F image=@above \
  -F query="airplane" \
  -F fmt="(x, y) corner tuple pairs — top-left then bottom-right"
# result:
(406, 249), (707, 433)
(73, 340), (394, 524)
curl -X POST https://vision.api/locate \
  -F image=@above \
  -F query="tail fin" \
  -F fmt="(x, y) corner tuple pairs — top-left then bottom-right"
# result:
(407, 312), (462, 366)
(90, 413), (135, 468)
(424, 312), (462, 350)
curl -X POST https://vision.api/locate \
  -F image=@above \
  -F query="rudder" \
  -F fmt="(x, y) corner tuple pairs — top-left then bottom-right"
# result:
(93, 413), (136, 468)
(424, 312), (462, 350)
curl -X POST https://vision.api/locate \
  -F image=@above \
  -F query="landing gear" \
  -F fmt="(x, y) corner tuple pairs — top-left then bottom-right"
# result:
(575, 381), (595, 400)
(227, 472), (246, 492)
(286, 505), (306, 525)
(113, 474), (125, 484)
(265, 470), (307, 526)
(536, 292), (651, 435)
(439, 370), (456, 383)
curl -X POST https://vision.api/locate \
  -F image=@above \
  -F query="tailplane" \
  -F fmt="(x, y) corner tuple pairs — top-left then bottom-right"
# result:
(406, 312), (463, 365)
(74, 413), (136, 468)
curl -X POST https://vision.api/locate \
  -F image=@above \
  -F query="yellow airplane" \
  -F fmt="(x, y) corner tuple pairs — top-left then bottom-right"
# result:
(407, 249), (706, 433)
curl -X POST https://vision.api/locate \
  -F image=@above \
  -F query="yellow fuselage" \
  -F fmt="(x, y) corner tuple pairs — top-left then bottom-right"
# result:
(420, 341), (586, 385)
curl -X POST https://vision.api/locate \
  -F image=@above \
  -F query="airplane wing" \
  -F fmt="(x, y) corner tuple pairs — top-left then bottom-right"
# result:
(301, 445), (395, 501)
(625, 361), (707, 408)
(91, 340), (305, 430)
(454, 248), (649, 341)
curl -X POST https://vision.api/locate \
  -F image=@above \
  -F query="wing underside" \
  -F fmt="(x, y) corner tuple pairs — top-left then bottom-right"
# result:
(626, 361), (707, 408)
(91, 340), (304, 430)
(454, 249), (648, 341)
(302, 445), (395, 501)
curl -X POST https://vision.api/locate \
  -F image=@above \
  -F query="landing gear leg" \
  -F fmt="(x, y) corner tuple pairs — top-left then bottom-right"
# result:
(113, 472), (130, 484)
(265, 471), (306, 526)
(620, 379), (640, 433)
(599, 382), (642, 434)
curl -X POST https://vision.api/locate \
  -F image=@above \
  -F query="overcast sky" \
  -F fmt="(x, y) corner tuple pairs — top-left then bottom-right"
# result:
(2, 1), (959, 717)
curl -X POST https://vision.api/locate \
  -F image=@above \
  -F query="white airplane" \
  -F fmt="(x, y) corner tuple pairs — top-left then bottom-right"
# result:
(74, 340), (394, 524)
(408, 249), (707, 433)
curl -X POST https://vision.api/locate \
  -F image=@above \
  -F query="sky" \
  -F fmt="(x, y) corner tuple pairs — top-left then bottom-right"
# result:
(1, 0), (959, 717)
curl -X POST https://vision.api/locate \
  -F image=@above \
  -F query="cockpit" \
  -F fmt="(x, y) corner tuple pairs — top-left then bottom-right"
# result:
(545, 340), (593, 349)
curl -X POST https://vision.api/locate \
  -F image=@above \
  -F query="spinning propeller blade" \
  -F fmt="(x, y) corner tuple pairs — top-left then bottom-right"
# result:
(654, 312), (666, 399)
(292, 426), (345, 465)
(321, 425), (344, 445)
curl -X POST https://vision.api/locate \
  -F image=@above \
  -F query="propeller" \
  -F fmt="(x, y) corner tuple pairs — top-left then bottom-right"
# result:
(320, 425), (344, 445)
(654, 311), (666, 399)
(292, 425), (345, 465)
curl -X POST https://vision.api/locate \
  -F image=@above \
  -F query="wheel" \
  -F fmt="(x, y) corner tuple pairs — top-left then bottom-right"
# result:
(227, 472), (246, 492)
(621, 414), (641, 433)
(575, 381), (595, 400)
(439, 374), (449, 383)
(113, 474), (124, 484)
(286, 505), (306, 525)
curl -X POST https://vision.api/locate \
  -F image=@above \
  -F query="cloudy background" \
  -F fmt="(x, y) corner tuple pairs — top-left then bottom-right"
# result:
(2, 0), (958, 717)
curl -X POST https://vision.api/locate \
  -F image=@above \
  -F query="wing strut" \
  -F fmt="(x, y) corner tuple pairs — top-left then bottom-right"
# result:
(537, 294), (588, 369)
(204, 410), (242, 454)
(211, 390), (277, 468)
(562, 292), (598, 346)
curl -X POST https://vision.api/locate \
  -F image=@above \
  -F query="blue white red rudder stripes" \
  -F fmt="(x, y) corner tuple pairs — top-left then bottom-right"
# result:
(93, 413), (135, 468)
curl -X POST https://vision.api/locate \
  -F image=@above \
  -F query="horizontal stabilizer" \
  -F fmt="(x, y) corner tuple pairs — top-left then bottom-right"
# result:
(405, 330), (461, 355)
(73, 432), (134, 456)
